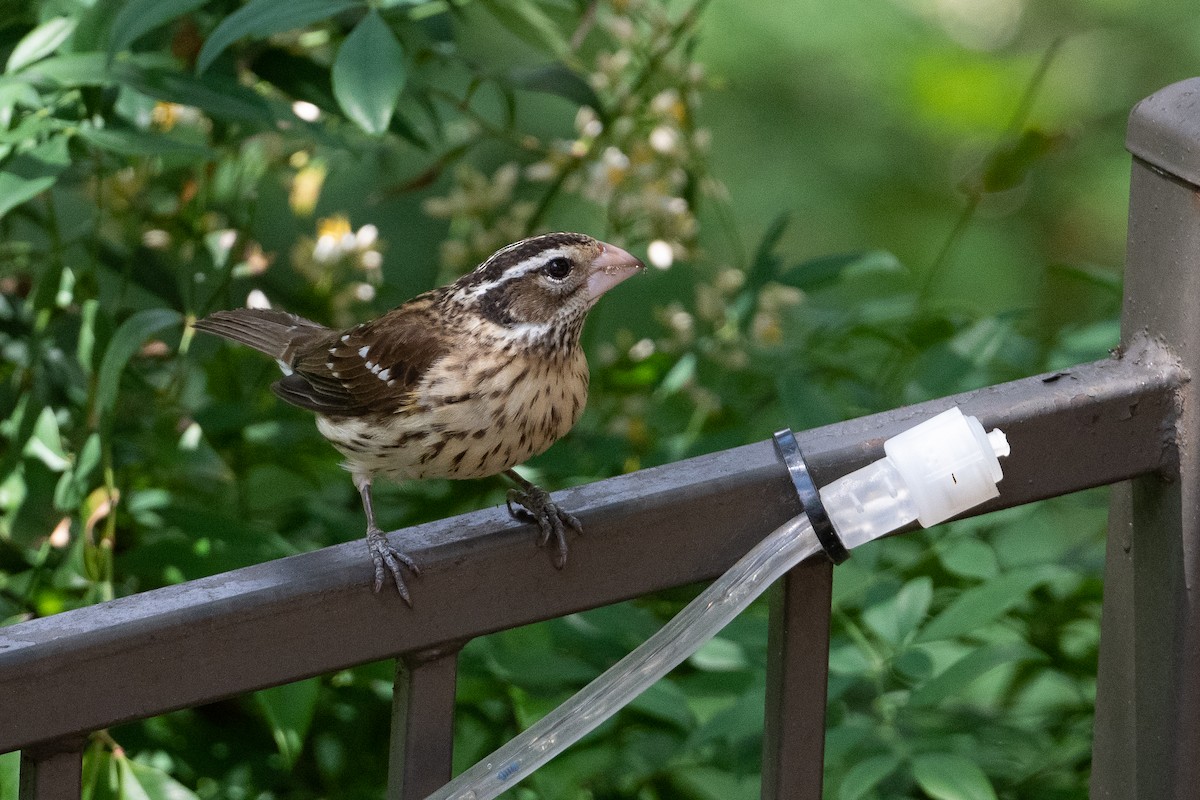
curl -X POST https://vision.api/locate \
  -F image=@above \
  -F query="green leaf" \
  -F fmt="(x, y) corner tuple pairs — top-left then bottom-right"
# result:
(0, 395), (38, 485)
(509, 63), (601, 111)
(108, 0), (210, 59)
(115, 752), (201, 800)
(95, 308), (182, 420)
(117, 63), (273, 123)
(197, 0), (361, 74)
(627, 679), (695, 730)
(917, 567), (1059, 643)
(7, 17), (78, 73)
(0, 81), (40, 129)
(976, 130), (1059, 195)
(53, 432), (101, 510)
(476, 0), (571, 61)
(0, 110), (67, 147)
(255, 679), (321, 768)
(862, 576), (932, 646)
(72, 0), (127, 53)
(778, 250), (902, 291)
(77, 126), (211, 157)
(909, 641), (1047, 707)
(745, 212), (790, 292)
(23, 407), (69, 471)
(1046, 261), (1122, 293)
(910, 753), (997, 800)
(656, 352), (697, 397)
(0, 134), (70, 219)
(828, 641), (872, 676)
(14, 52), (115, 87)
(0, 751), (17, 800)
(688, 636), (747, 672)
(331, 10), (406, 135)
(938, 537), (999, 580)
(839, 753), (902, 800)
(78, 298), (100, 372)
(689, 682), (767, 747)
(667, 766), (759, 800)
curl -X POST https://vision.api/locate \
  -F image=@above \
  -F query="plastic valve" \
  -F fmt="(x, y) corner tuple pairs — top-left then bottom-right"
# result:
(819, 407), (1008, 550)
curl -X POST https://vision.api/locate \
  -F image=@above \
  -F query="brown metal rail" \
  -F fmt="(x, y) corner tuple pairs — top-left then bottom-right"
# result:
(4, 77), (1200, 799)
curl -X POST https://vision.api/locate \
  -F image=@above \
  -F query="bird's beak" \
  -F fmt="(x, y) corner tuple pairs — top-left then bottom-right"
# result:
(586, 242), (645, 304)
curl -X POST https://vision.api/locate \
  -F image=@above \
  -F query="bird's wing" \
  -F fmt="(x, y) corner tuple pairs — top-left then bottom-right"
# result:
(272, 297), (449, 416)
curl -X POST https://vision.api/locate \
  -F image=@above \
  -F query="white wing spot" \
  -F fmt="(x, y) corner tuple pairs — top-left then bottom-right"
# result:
(340, 334), (350, 343)
(325, 360), (334, 370)
(366, 360), (378, 372)
(378, 368), (391, 381)
(357, 345), (370, 358)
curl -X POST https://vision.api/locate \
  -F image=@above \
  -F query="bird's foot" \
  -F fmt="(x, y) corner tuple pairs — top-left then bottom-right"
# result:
(366, 526), (420, 604)
(506, 483), (581, 569)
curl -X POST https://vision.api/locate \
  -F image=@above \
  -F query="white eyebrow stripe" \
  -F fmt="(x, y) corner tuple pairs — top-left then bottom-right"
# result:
(462, 247), (577, 298)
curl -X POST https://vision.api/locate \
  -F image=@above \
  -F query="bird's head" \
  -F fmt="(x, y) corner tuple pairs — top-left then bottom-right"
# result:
(452, 233), (644, 343)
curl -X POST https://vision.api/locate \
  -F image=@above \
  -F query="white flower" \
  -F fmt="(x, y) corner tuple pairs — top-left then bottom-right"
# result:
(651, 89), (681, 117)
(647, 239), (674, 269)
(291, 100), (321, 122)
(313, 234), (339, 262)
(525, 161), (558, 182)
(355, 224), (379, 249)
(575, 106), (604, 138)
(142, 229), (170, 249)
(649, 125), (679, 154)
(360, 250), (383, 270)
(629, 338), (656, 361)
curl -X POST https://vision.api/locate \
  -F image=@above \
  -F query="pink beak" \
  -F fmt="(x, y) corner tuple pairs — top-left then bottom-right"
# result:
(586, 241), (645, 305)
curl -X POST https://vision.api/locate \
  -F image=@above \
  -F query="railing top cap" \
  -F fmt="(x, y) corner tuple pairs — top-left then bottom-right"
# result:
(1128, 77), (1200, 188)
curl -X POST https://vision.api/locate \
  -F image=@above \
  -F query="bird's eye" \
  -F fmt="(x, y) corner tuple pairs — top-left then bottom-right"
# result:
(543, 257), (572, 280)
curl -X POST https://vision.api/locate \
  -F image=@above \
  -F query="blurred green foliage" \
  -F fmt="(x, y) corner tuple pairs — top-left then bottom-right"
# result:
(1, 0), (1196, 797)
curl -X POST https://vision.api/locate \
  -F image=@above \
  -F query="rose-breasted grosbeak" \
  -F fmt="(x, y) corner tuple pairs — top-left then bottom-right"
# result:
(195, 232), (643, 604)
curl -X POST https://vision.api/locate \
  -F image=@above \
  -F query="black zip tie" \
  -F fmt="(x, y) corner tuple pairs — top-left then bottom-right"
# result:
(773, 428), (848, 564)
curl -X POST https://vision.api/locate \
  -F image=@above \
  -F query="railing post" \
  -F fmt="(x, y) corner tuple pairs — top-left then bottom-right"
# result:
(386, 646), (461, 800)
(1093, 78), (1200, 800)
(760, 557), (833, 799)
(18, 737), (86, 800)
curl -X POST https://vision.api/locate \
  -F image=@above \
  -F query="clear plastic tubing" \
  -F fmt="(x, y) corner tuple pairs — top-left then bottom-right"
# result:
(427, 513), (824, 800)
(429, 407), (1009, 800)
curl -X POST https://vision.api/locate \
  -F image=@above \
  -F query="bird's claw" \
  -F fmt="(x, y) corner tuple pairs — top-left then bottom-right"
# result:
(366, 526), (420, 605)
(506, 485), (581, 569)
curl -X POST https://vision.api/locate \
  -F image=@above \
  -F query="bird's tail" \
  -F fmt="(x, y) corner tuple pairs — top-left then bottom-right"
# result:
(193, 308), (329, 364)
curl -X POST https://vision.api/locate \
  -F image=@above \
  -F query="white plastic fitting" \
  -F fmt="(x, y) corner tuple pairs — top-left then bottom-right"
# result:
(820, 407), (1009, 550)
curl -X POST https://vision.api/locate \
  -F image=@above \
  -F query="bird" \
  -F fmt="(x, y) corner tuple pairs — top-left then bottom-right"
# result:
(193, 232), (644, 604)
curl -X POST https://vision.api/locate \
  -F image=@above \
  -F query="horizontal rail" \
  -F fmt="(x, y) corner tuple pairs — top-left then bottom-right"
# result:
(0, 338), (1183, 753)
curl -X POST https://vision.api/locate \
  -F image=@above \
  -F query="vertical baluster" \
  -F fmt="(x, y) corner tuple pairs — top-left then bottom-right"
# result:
(19, 737), (86, 800)
(1094, 76), (1200, 800)
(386, 646), (462, 800)
(760, 558), (834, 800)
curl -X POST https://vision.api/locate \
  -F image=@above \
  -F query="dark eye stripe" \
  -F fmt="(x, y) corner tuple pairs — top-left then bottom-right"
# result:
(464, 233), (593, 285)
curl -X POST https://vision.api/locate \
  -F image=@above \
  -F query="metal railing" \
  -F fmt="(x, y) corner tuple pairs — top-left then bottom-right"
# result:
(4, 78), (1200, 800)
